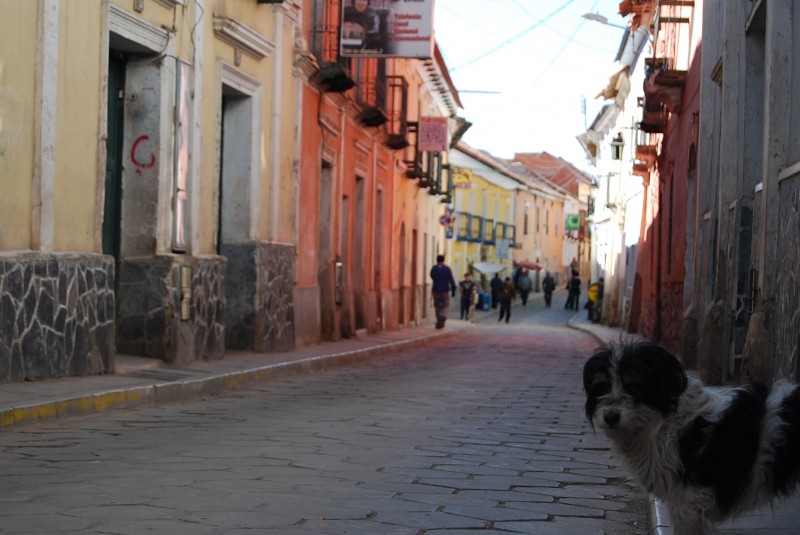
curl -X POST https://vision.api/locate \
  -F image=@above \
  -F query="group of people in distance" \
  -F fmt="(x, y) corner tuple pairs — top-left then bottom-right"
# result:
(430, 255), (573, 328)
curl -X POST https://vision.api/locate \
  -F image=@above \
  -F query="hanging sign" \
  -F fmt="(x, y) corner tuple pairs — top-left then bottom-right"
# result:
(565, 214), (580, 230)
(418, 116), (448, 152)
(340, 0), (434, 58)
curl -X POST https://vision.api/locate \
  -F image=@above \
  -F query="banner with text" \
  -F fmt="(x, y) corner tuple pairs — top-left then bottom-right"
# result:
(340, 0), (434, 59)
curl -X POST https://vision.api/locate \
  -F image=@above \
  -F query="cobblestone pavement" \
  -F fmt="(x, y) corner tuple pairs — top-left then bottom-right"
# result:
(0, 306), (649, 534)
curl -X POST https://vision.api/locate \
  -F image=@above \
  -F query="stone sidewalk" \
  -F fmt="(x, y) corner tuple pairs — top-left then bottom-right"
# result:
(0, 323), (463, 429)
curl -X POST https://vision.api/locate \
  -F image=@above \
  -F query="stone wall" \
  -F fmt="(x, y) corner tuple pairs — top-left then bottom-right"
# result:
(117, 255), (225, 365)
(223, 242), (294, 353)
(774, 178), (800, 380)
(0, 253), (114, 383)
(256, 243), (295, 352)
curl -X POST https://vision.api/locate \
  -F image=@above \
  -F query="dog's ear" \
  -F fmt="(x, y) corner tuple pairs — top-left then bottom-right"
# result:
(583, 346), (613, 423)
(622, 341), (688, 415)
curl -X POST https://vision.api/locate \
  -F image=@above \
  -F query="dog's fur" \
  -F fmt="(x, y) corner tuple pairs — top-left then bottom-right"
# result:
(583, 340), (800, 534)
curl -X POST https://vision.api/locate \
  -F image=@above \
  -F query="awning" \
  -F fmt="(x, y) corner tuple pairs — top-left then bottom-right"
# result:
(472, 262), (507, 274)
(514, 260), (546, 271)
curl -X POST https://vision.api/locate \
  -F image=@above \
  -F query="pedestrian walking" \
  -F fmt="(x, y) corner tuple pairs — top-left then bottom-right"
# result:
(490, 273), (502, 309)
(430, 254), (456, 329)
(593, 277), (604, 323)
(586, 280), (600, 321)
(517, 269), (532, 306)
(542, 271), (556, 307)
(459, 272), (478, 321)
(498, 277), (516, 323)
(565, 270), (581, 310)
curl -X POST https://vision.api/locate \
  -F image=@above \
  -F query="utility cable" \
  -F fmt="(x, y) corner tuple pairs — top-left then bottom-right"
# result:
(452, 0), (578, 72)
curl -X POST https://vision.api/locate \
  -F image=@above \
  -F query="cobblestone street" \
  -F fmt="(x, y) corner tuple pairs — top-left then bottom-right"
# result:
(0, 307), (648, 534)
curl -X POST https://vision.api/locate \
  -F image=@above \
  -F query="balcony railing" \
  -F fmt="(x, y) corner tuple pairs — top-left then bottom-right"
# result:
(354, 59), (388, 127)
(385, 75), (409, 149)
(455, 212), (483, 242)
(454, 214), (517, 247)
(483, 219), (495, 244)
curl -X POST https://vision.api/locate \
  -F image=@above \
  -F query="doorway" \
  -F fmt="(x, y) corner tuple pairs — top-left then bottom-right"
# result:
(103, 53), (125, 258)
(354, 176), (366, 330)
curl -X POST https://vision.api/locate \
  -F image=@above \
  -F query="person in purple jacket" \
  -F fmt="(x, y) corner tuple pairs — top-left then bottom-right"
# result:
(430, 254), (457, 329)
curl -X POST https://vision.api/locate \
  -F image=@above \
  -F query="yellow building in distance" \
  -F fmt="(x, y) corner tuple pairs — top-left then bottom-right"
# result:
(448, 145), (521, 291)
(448, 143), (574, 296)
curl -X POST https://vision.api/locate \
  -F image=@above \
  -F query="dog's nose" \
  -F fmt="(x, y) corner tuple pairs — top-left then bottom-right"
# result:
(603, 410), (620, 427)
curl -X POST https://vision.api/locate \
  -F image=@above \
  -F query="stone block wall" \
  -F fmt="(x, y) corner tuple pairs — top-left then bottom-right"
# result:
(222, 242), (294, 353)
(256, 243), (294, 352)
(0, 253), (114, 383)
(117, 255), (225, 365)
(192, 257), (227, 361)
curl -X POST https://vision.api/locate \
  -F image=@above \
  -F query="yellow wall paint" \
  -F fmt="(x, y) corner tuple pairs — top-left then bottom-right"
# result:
(53, 1), (103, 251)
(0, 0), (37, 249)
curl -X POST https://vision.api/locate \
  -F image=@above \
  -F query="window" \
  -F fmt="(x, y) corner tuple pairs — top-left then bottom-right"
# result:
(311, 0), (342, 61)
(483, 218), (495, 243)
(524, 202), (529, 235)
(545, 209), (550, 235)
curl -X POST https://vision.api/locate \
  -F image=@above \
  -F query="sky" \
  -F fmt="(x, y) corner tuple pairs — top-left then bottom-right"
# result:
(433, 0), (630, 171)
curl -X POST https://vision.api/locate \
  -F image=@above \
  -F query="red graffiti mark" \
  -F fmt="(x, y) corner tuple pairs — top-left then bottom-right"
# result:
(131, 134), (156, 173)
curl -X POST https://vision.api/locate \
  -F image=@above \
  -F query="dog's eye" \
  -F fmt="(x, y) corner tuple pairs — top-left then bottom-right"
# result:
(589, 379), (610, 396)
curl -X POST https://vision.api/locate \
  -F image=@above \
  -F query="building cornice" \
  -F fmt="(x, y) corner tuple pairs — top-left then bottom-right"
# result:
(213, 15), (274, 61)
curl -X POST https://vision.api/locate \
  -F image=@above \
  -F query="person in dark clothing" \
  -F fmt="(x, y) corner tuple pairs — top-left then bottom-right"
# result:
(430, 254), (456, 329)
(498, 277), (516, 323)
(565, 270), (581, 310)
(517, 269), (532, 306)
(490, 273), (502, 309)
(459, 272), (478, 321)
(587, 280), (600, 320)
(542, 271), (556, 307)
(593, 277), (604, 323)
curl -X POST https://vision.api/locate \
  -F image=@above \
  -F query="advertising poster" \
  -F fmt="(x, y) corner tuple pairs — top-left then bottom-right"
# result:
(340, 0), (434, 59)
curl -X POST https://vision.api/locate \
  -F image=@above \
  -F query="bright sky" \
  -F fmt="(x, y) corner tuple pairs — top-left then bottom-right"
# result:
(433, 0), (629, 171)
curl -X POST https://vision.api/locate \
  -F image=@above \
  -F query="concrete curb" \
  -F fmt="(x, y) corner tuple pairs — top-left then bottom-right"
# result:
(649, 495), (673, 535)
(0, 328), (456, 428)
(567, 313), (672, 535)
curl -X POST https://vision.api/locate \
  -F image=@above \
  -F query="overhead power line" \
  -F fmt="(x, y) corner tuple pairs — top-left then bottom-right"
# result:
(452, 0), (578, 72)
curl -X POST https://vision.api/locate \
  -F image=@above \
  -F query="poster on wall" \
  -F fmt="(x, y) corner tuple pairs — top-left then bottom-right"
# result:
(340, 0), (434, 58)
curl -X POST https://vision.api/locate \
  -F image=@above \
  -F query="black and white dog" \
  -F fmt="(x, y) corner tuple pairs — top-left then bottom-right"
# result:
(583, 340), (800, 534)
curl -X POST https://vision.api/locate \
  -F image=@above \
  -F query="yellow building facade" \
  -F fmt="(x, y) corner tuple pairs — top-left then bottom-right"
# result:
(449, 144), (570, 294)
(448, 147), (518, 289)
(0, 0), (300, 381)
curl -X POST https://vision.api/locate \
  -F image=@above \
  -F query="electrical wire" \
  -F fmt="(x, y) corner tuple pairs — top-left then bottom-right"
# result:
(451, 0), (578, 72)
(529, 0), (601, 86)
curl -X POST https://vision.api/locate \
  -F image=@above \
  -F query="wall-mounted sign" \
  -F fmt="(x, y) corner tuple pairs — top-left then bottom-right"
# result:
(340, 0), (434, 58)
(565, 213), (580, 230)
(496, 239), (509, 260)
(418, 116), (448, 152)
(451, 169), (472, 189)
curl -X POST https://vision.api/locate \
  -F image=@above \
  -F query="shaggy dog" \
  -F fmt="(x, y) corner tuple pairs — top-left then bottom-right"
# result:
(583, 340), (800, 534)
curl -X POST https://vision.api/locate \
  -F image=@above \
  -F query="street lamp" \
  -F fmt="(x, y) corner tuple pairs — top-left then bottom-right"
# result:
(610, 132), (624, 160)
(581, 12), (627, 30)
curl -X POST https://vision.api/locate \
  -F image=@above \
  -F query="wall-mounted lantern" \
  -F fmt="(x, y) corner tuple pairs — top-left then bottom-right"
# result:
(610, 132), (624, 160)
